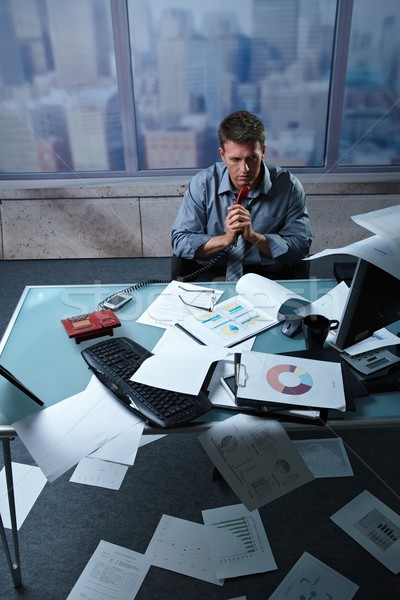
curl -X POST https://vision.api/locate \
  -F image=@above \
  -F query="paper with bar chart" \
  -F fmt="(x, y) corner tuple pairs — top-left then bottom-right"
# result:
(176, 273), (310, 347)
(331, 490), (400, 574)
(202, 503), (277, 579)
(176, 295), (278, 347)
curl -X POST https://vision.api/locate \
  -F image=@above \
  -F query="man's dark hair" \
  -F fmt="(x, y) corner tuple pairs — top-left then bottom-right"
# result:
(218, 110), (266, 149)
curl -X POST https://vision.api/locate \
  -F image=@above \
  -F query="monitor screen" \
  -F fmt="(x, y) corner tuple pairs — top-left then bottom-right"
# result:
(334, 258), (400, 351)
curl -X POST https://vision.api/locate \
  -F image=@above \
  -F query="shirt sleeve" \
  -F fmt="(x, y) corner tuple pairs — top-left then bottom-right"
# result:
(262, 172), (312, 265)
(171, 179), (210, 259)
(171, 166), (228, 259)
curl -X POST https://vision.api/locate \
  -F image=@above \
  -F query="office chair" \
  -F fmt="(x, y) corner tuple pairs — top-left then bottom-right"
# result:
(171, 254), (225, 282)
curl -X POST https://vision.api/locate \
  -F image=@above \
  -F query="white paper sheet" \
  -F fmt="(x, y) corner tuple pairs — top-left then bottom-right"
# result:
(236, 351), (347, 411)
(307, 234), (400, 279)
(130, 344), (231, 394)
(151, 324), (201, 353)
(70, 457), (129, 490)
(0, 462), (47, 529)
(89, 421), (145, 465)
(335, 326), (400, 356)
(202, 503), (277, 579)
(351, 204), (400, 261)
(139, 434), (166, 447)
(13, 375), (142, 482)
(137, 280), (224, 329)
(268, 551), (359, 599)
(153, 325), (255, 357)
(198, 414), (314, 511)
(145, 514), (224, 586)
(235, 273), (310, 317)
(293, 438), (353, 478)
(331, 490), (400, 573)
(66, 540), (151, 600)
(300, 280), (349, 321)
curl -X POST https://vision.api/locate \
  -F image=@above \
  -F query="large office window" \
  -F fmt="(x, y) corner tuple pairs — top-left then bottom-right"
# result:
(0, 0), (123, 174)
(338, 0), (400, 166)
(129, 0), (336, 170)
(0, 0), (399, 178)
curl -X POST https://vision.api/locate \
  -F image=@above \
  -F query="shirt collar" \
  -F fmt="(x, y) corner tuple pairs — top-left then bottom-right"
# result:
(218, 166), (232, 195)
(218, 162), (272, 198)
(258, 162), (272, 195)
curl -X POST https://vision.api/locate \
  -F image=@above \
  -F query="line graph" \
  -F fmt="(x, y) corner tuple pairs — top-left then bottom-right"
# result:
(145, 514), (223, 586)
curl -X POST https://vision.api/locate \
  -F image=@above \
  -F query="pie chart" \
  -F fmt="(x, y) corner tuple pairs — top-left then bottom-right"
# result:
(220, 323), (240, 335)
(266, 364), (313, 395)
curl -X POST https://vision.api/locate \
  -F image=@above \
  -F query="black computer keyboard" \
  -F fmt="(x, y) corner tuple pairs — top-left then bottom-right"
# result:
(81, 336), (213, 428)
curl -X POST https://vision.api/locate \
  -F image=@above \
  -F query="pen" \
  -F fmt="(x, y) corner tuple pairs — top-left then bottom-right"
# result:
(174, 323), (206, 345)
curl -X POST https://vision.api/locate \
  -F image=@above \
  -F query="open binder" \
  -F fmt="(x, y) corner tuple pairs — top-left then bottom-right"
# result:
(176, 273), (310, 347)
(222, 348), (365, 425)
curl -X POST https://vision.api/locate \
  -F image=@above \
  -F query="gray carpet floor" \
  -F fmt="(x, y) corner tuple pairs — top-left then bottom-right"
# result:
(2, 257), (398, 599)
(2, 425), (399, 599)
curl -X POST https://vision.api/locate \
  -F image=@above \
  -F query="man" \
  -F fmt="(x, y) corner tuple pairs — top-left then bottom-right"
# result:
(171, 110), (312, 281)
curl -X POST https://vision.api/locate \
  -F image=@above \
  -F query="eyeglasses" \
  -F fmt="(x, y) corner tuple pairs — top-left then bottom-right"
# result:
(178, 285), (217, 312)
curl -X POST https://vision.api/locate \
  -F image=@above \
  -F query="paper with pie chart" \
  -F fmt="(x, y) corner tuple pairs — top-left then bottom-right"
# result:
(198, 414), (314, 510)
(236, 351), (346, 411)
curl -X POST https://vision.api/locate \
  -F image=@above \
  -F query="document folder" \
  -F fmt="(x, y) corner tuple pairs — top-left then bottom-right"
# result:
(228, 348), (364, 425)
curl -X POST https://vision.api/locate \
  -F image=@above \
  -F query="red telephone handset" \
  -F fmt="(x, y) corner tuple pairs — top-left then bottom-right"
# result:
(236, 185), (250, 205)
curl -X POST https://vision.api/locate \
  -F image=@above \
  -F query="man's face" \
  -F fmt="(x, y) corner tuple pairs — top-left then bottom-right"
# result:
(219, 139), (266, 191)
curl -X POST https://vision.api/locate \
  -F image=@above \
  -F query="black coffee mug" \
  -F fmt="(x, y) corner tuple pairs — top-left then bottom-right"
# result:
(302, 314), (339, 349)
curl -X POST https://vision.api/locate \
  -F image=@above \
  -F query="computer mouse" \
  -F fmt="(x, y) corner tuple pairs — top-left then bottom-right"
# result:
(281, 316), (303, 338)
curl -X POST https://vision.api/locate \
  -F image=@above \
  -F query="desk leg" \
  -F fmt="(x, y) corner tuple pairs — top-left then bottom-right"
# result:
(0, 438), (22, 588)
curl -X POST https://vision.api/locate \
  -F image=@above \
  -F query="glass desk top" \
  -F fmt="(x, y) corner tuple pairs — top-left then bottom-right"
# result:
(1, 280), (399, 434)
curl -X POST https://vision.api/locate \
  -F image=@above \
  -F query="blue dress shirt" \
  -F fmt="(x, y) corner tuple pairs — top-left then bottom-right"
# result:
(171, 161), (312, 270)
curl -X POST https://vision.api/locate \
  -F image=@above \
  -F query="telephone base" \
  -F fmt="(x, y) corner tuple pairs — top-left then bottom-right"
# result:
(61, 309), (121, 344)
(73, 328), (116, 344)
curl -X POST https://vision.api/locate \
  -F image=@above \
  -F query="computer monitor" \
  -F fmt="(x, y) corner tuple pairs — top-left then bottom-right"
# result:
(334, 258), (400, 351)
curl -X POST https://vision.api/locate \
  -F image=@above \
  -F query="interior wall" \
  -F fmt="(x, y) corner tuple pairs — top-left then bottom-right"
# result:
(0, 176), (398, 260)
